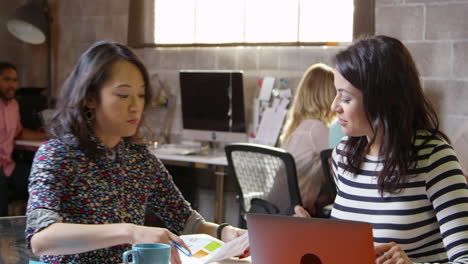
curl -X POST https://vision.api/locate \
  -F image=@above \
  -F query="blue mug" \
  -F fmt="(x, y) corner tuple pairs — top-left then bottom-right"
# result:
(123, 243), (171, 264)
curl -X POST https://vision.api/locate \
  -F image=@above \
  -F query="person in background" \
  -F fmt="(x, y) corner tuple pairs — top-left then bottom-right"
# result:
(25, 41), (248, 264)
(295, 35), (468, 263)
(0, 62), (46, 217)
(274, 63), (336, 215)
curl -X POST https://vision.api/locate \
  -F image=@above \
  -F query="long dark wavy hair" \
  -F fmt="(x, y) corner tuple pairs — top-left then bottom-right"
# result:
(48, 40), (152, 156)
(333, 35), (448, 194)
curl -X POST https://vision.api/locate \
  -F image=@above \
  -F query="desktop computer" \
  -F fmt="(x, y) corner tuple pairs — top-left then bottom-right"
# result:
(179, 70), (247, 145)
(155, 70), (248, 155)
(151, 70), (247, 223)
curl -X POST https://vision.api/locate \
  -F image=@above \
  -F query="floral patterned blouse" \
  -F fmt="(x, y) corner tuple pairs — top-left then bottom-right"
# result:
(26, 133), (193, 263)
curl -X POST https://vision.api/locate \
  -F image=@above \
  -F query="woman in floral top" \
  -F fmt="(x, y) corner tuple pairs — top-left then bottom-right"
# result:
(26, 41), (246, 264)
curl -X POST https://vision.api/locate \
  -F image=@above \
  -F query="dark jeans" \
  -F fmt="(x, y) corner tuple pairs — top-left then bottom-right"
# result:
(0, 162), (31, 216)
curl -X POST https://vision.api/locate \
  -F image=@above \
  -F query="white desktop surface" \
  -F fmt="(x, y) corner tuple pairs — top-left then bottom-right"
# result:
(150, 148), (228, 166)
(15, 139), (43, 148)
(149, 146), (228, 223)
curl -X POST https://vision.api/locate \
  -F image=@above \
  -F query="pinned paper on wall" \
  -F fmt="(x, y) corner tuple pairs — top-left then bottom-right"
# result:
(272, 98), (281, 109)
(278, 98), (290, 110)
(278, 88), (292, 99)
(252, 98), (260, 137)
(258, 77), (275, 101)
(252, 106), (287, 146)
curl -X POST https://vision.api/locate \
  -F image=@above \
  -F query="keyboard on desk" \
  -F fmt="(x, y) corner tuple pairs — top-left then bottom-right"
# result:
(154, 147), (199, 155)
(153, 144), (203, 156)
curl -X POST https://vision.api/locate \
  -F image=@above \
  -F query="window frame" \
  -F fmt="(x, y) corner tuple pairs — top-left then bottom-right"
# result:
(127, 0), (374, 48)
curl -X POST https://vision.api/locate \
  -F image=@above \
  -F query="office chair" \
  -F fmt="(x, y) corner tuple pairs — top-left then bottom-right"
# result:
(316, 148), (337, 217)
(225, 143), (302, 228)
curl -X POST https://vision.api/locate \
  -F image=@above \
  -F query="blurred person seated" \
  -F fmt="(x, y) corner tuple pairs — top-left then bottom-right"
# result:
(267, 63), (336, 215)
(0, 62), (46, 217)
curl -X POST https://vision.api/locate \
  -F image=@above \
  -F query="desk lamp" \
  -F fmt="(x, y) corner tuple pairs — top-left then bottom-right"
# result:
(6, 0), (52, 103)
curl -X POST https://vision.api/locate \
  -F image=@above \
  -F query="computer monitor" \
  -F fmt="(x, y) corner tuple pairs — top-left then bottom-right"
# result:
(179, 70), (247, 143)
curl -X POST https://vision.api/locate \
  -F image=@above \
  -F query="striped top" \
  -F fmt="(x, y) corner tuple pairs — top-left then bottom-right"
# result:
(331, 133), (468, 263)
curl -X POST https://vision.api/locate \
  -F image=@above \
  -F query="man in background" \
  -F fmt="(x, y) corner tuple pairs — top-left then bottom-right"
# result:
(0, 62), (45, 216)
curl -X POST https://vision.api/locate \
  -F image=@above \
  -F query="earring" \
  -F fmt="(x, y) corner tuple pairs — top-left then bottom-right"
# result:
(85, 108), (95, 121)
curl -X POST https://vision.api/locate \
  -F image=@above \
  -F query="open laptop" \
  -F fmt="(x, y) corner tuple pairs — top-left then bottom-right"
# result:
(247, 214), (374, 264)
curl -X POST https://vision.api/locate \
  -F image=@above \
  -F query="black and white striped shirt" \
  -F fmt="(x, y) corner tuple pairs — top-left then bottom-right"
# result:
(331, 133), (468, 263)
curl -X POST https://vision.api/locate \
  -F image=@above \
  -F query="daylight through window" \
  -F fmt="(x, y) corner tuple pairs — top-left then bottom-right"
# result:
(154, 0), (354, 45)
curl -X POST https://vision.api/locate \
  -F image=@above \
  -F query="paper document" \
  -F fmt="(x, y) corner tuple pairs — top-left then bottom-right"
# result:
(278, 88), (292, 99)
(179, 233), (249, 264)
(278, 98), (290, 110)
(258, 77), (275, 101)
(252, 107), (287, 146)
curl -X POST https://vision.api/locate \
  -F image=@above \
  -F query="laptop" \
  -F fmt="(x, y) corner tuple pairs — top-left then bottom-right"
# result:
(247, 214), (374, 264)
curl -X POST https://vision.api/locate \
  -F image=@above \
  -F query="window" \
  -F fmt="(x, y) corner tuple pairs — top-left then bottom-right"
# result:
(128, 0), (374, 47)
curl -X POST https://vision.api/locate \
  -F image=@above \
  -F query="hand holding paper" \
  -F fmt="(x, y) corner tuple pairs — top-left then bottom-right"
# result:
(178, 233), (249, 264)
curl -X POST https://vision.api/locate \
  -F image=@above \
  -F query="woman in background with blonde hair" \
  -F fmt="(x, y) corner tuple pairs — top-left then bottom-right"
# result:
(278, 63), (336, 214)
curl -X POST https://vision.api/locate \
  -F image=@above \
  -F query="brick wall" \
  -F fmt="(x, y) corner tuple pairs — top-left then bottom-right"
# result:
(134, 45), (340, 141)
(51, 0), (130, 95)
(2, 0), (468, 142)
(138, 0), (468, 143)
(376, 0), (468, 139)
(0, 0), (48, 88)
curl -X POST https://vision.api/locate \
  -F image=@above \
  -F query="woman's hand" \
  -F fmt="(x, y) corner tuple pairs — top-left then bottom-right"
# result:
(221, 226), (250, 259)
(375, 242), (412, 264)
(294, 205), (312, 218)
(129, 225), (190, 264)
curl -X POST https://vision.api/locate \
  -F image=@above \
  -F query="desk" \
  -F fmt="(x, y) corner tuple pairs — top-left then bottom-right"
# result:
(1, 216), (252, 264)
(150, 149), (228, 223)
(14, 140), (43, 151)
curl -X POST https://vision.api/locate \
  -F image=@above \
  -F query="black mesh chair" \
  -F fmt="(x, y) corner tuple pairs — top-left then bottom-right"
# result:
(317, 148), (337, 217)
(225, 143), (302, 227)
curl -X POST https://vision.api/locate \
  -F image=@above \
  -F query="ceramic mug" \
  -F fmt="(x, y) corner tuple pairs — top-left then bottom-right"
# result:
(122, 243), (170, 264)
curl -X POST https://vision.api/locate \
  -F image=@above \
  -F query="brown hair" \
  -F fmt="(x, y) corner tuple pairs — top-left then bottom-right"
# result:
(333, 35), (448, 194)
(48, 41), (152, 156)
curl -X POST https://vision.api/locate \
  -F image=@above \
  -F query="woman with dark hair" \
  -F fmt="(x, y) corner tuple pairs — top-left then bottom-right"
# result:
(26, 41), (247, 264)
(295, 35), (468, 263)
